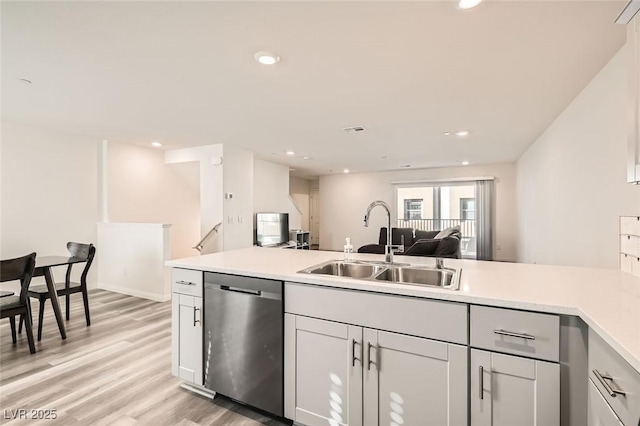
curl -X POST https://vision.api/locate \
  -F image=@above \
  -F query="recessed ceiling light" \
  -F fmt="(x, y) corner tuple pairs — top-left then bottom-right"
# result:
(458, 0), (483, 10)
(286, 150), (295, 156)
(151, 141), (162, 147)
(255, 51), (280, 65)
(443, 132), (451, 136)
(303, 156), (311, 160)
(400, 164), (411, 168)
(17, 78), (32, 85)
(461, 160), (470, 166)
(343, 169), (350, 174)
(455, 130), (470, 137)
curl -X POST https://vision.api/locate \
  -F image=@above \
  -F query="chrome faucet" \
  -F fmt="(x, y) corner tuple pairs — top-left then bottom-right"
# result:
(363, 200), (403, 263)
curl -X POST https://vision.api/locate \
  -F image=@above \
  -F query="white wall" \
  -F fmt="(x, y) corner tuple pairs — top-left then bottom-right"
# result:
(222, 145), (254, 250)
(108, 141), (200, 259)
(320, 163), (517, 261)
(517, 46), (640, 269)
(97, 223), (171, 301)
(253, 159), (302, 232)
(0, 122), (99, 291)
(290, 176), (311, 231)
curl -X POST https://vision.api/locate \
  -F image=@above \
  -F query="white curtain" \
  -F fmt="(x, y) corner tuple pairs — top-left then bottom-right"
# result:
(475, 180), (494, 261)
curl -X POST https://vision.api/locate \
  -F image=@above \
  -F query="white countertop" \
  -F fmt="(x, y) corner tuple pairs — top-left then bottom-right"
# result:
(166, 246), (640, 372)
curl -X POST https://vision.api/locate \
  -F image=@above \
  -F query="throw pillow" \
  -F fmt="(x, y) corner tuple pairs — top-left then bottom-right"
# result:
(414, 229), (439, 240)
(434, 225), (461, 240)
(404, 239), (440, 256)
(435, 234), (461, 256)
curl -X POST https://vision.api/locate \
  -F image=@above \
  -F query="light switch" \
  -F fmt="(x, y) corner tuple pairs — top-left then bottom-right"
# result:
(227, 216), (234, 224)
(238, 216), (244, 223)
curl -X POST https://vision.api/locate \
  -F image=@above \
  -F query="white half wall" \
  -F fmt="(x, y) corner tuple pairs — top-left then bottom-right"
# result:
(0, 122), (98, 292)
(108, 141), (200, 259)
(320, 163), (517, 261)
(97, 222), (171, 301)
(517, 46), (640, 269)
(254, 159), (302, 232)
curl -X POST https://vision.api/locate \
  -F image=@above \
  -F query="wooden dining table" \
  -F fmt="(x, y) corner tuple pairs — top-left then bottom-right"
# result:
(33, 255), (88, 340)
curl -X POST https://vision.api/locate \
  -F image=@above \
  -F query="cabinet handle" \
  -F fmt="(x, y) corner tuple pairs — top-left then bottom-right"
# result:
(479, 366), (484, 400)
(593, 369), (626, 397)
(493, 329), (535, 340)
(177, 280), (196, 286)
(351, 339), (359, 367)
(367, 342), (376, 371)
(193, 307), (200, 326)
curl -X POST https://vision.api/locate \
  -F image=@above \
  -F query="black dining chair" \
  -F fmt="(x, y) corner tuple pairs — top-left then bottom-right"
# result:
(0, 252), (37, 354)
(23, 242), (95, 341)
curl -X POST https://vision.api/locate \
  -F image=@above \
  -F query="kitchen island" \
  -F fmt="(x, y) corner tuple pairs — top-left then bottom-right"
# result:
(167, 247), (640, 426)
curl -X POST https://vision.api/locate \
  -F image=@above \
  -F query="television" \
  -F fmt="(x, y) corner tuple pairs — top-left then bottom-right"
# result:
(256, 213), (289, 247)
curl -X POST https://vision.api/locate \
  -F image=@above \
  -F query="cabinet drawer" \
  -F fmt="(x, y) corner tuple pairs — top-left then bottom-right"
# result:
(589, 329), (640, 426)
(470, 305), (559, 362)
(620, 235), (640, 257)
(285, 282), (468, 345)
(172, 268), (203, 297)
(589, 379), (623, 426)
(620, 216), (640, 236)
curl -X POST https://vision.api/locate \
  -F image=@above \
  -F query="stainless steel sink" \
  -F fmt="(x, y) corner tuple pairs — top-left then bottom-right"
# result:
(299, 260), (385, 279)
(373, 266), (458, 289)
(298, 260), (460, 290)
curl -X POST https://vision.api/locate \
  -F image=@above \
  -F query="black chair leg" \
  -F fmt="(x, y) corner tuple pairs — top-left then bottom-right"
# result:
(23, 307), (36, 354)
(37, 298), (45, 341)
(82, 289), (91, 326)
(9, 317), (16, 344)
(65, 294), (70, 320)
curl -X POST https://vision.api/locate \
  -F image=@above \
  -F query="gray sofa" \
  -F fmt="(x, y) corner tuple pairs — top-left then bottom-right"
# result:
(357, 226), (462, 258)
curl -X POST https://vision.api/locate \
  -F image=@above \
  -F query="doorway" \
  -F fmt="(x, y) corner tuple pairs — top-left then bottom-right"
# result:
(310, 189), (320, 246)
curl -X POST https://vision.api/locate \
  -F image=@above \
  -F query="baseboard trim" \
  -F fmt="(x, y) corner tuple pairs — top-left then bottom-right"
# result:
(97, 283), (171, 302)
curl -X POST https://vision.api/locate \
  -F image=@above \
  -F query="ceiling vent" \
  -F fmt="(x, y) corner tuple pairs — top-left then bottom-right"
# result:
(343, 126), (366, 133)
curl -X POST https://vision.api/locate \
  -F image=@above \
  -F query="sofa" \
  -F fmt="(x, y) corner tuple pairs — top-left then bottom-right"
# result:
(357, 226), (462, 258)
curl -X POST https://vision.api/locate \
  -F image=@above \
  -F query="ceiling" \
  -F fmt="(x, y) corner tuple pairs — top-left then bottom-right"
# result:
(1, 1), (627, 177)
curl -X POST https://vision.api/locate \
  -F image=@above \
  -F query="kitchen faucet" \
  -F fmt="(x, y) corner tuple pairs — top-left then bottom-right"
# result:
(363, 200), (403, 264)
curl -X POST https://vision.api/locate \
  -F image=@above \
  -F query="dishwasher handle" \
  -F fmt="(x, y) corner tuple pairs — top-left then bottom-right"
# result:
(220, 285), (262, 296)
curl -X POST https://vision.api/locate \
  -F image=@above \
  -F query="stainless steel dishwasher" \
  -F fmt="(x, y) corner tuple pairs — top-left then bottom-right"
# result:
(203, 272), (283, 417)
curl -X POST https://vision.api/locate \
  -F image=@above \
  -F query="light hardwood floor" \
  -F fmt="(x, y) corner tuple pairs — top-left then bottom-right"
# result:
(0, 289), (289, 425)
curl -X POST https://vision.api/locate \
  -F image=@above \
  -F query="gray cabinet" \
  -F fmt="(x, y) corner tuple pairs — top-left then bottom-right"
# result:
(285, 314), (467, 426)
(471, 349), (560, 426)
(171, 269), (203, 386)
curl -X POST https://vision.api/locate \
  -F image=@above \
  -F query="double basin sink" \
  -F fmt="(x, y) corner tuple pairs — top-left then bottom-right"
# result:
(298, 259), (460, 290)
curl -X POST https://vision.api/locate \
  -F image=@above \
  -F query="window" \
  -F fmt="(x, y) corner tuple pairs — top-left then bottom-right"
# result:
(403, 199), (423, 220)
(460, 198), (475, 220)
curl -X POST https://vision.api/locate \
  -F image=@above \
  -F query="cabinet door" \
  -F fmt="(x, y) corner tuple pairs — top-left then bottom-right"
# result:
(588, 379), (623, 426)
(471, 349), (559, 426)
(363, 329), (467, 426)
(284, 314), (362, 426)
(171, 293), (202, 385)
(628, 13), (640, 183)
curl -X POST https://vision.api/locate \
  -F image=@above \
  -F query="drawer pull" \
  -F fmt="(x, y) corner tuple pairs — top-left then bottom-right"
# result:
(479, 365), (484, 400)
(494, 329), (535, 340)
(593, 369), (626, 397)
(177, 280), (196, 286)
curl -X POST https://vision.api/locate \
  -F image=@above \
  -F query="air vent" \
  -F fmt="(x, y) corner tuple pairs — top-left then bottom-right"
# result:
(343, 126), (366, 133)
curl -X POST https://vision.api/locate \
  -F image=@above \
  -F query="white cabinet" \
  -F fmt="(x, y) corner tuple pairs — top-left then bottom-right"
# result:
(171, 269), (203, 386)
(471, 349), (560, 426)
(470, 306), (560, 426)
(285, 314), (468, 426)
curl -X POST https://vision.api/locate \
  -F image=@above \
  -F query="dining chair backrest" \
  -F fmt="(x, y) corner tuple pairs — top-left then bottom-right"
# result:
(0, 253), (36, 303)
(66, 242), (96, 286)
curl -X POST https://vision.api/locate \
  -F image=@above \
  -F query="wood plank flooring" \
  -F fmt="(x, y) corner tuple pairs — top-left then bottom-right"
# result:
(0, 290), (289, 425)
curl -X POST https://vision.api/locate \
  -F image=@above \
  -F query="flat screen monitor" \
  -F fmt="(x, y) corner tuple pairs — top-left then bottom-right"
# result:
(256, 213), (289, 247)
